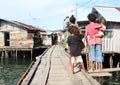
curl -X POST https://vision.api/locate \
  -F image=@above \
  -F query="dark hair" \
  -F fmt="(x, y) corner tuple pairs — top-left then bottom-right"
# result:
(87, 13), (97, 22)
(68, 26), (79, 35)
(96, 18), (106, 25)
(69, 15), (76, 24)
(68, 26), (73, 34)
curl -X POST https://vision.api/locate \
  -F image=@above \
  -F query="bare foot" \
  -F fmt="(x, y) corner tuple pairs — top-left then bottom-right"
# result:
(94, 69), (101, 72)
(88, 69), (93, 72)
(82, 69), (88, 73)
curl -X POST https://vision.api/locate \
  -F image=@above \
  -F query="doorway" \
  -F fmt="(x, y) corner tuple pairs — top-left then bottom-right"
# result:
(4, 32), (10, 46)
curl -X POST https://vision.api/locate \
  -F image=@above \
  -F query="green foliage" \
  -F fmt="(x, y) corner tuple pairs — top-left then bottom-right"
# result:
(104, 31), (113, 38)
(62, 38), (67, 46)
(33, 35), (43, 47)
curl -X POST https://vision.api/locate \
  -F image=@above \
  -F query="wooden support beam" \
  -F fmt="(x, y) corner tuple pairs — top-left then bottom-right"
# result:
(89, 72), (112, 77)
(31, 50), (33, 61)
(5, 50), (8, 58)
(88, 68), (120, 73)
(16, 50), (17, 59)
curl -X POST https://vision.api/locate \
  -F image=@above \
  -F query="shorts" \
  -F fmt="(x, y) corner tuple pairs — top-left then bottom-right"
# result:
(71, 55), (83, 63)
(89, 44), (102, 62)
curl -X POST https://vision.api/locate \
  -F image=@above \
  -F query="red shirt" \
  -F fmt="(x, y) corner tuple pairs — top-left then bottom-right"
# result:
(85, 22), (102, 45)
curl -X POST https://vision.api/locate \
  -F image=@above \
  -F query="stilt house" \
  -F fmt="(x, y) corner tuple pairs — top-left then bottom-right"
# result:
(0, 19), (46, 48)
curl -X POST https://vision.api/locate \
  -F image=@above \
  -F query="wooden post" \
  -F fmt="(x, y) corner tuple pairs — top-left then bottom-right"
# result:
(10, 50), (12, 57)
(31, 50), (33, 61)
(1, 50), (4, 58)
(16, 50), (17, 59)
(110, 54), (113, 68)
(5, 50), (8, 58)
(117, 62), (120, 68)
(86, 45), (90, 71)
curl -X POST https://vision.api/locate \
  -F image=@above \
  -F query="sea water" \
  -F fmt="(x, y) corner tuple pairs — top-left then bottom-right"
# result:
(0, 55), (119, 85)
(0, 57), (31, 85)
(94, 71), (120, 85)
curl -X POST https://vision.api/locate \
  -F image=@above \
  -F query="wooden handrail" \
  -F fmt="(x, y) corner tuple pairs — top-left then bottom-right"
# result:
(17, 61), (35, 85)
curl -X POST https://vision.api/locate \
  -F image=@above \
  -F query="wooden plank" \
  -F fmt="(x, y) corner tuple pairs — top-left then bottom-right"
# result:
(89, 72), (112, 77)
(17, 61), (35, 85)
(51, 65), (64, 69)
(38, 46), (54, 85)
(47, 45), (81, 85)
(57, 45), (84, 85)
(59, 42), (100, 85)
(82, 70), (101, 85)
(51, 60), (62, 65)
(21, 47), (50, 85)
(49, 70), (68, 76)
(49, 73), (69, 77)
(47, 80), (73, 85)
(88, 68), (120, 73)
(21, 45), (101, 85)
(48, 76), (70, 81)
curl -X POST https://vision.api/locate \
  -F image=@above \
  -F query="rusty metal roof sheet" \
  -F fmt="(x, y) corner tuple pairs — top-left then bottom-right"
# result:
(0, 18), (46, 32)
(12, 21), (46, 32)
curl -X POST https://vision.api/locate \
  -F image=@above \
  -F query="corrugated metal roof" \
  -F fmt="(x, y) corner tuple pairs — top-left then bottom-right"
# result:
(116, 8), (120, 12)
(12, 21), (46, 32)
(0, 18), (46, 32)
(94, 6), (120, 22)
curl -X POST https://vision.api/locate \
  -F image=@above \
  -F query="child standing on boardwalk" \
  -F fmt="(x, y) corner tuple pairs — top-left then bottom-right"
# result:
(67, 25), (86, 74)
(85, 13), (103, 72)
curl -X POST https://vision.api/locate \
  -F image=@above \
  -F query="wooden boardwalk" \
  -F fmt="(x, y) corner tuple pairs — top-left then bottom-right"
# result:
(19, 45), (100, 85)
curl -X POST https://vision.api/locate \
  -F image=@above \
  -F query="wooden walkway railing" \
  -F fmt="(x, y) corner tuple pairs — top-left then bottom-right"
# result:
(18, 45), (100, 85)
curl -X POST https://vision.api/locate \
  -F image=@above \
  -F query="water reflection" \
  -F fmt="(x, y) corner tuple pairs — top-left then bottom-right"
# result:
(0, 57), (31, 85)
(94, 71), (120, 85)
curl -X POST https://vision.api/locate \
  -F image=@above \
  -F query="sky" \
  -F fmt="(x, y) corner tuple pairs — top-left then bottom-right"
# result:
(0, 0), (120, 31)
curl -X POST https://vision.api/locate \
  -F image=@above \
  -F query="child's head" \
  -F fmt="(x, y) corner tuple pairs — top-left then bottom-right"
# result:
(101, 19), (106, 25)
(69, 15), (76, 24)
(68, 26), (79, 35)
(87, 13), (97, 22)
(97, 18), (106, 25)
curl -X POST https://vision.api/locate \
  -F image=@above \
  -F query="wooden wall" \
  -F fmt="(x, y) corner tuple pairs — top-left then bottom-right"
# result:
(0, 21), (34, 48)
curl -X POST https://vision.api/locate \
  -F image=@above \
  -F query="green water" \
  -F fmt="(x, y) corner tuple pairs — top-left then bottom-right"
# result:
(0, 57), (32, 85)
(94, 71), (120, 85)
(0, 57), (119, 85)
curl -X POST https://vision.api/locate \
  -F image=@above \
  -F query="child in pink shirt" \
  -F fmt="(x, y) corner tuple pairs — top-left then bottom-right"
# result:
(85, 13), (103, 72)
